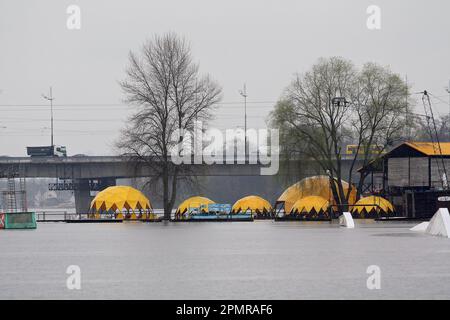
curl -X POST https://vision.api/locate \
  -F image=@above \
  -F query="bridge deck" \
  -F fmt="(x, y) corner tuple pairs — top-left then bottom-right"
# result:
(0, 155), (283, 178)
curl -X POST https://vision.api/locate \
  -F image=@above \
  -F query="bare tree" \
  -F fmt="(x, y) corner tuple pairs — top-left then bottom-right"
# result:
(270, 57), (408, 212)
(269, 99), (322, 182)
(349, 63), (408, 198)
(118, 33), (222, 219)
(284, 57), (356, 212)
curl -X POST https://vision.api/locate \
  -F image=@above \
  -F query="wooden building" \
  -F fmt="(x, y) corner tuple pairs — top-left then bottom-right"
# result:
(359, 142), (450, 218)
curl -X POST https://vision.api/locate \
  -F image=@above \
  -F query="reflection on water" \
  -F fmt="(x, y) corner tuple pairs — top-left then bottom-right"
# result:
(1, 220), (450, 299)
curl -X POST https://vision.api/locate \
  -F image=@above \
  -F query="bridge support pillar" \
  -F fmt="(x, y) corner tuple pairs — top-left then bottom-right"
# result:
(73, 178), (117, 214)
(74, 179), (91, 214)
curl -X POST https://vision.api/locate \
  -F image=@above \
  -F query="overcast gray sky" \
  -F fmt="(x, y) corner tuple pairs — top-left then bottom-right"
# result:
(1, 0), (449, 156)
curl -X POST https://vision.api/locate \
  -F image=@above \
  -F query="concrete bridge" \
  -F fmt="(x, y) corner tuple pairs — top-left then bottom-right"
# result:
(0, 156), (275, 179)
(0, 155), (362, 213)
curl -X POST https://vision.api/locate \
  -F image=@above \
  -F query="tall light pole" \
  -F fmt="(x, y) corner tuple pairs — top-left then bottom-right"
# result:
(239, 84), (247, 158)
(446, 80), (450, 120)
(42, 87), (55, 146)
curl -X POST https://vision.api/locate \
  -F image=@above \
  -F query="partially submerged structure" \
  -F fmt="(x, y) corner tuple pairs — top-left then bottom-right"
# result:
(175, 196), (215, 219)
(289, 196), (330, 219)
(359, 142), (450, 218)
(275, 175), (357, 218)
(0, 212), (36, 229)
(90, 186), (156, 220)
(231, 195), (272, 217)
(351, 196), (394, 218)
(174, 196), (255, 221)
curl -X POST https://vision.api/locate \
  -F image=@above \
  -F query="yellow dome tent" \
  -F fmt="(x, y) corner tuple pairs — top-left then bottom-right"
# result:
(231, 195), (272, 216)
(290, 196), (330, 215)
(276, 175), (357, 213)
(351, 196), (394, 217)
(90, 186), (154, 220)
(175, 196), (215, 218)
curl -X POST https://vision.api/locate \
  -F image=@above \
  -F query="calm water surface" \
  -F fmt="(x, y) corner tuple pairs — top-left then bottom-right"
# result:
(1, 220), (450, 299)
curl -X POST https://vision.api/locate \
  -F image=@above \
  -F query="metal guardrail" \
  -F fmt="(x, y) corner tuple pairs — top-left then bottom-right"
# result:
(35, 211), (71, 222)
(35, 211), (167, 222)
(34, 211), (109, 222)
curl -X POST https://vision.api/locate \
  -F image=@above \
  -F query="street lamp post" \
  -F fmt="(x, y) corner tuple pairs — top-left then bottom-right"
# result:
(239, 84), (247, 158)
(42, 87), (55, 146)
(330, 94), (350, 217)
(446, 80), (450, 120)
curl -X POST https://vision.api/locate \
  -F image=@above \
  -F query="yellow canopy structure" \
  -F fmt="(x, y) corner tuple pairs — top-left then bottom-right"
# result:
(276, 175), (357, 212)
(402, 142), (450, 156)
(231, 195), (272, 214)
(176, 196), (215, 214)
(90, 186), (152, 213)
(351, 196), (394, 215)
(290, 196), (330, 214)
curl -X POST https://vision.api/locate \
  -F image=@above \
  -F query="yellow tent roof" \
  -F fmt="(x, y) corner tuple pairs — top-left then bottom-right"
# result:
(90, 186), (151, 212)
(404, 142), (450, 156)
(351, 196), (394, 214)
(358, 141), (450, 173)
(231, 195), (272, 214)
(277, 175), (357, 212)
(176, 196), (215, 214)
(289, 196), (330, 214)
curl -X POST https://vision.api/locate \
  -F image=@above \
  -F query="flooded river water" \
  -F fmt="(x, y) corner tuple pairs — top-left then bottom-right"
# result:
(1, 220), (450, 299)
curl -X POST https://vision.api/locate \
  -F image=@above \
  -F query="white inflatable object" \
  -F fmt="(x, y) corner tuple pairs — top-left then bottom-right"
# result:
(425, 208), (450, 238)
(410, 222), (429, 232)
(339, 212), (355, 228)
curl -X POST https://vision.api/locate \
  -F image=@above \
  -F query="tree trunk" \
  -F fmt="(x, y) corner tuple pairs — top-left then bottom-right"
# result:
(356, 172), (369, 199)
(162, 167), (171, 220)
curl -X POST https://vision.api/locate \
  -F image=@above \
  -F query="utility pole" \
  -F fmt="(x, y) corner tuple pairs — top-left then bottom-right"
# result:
(42, 87), (55, 146)
(446, 80), (450, 120)
(239, 84), (247, 158)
